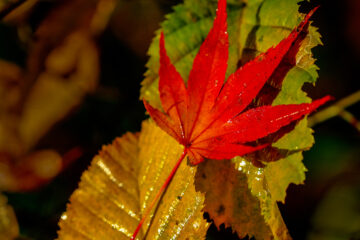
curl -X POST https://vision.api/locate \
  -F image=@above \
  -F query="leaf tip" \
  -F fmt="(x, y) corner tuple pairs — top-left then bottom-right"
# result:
(215, 0), (227, 25)
(308, 95), (333, 115)
(217, 0), (227, 13)
(314, 95), (334, 106)
(302, 6), (320, 26)
(159, 32), (165, 55)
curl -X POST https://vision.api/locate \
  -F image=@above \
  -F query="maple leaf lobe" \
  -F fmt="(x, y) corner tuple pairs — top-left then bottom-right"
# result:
(144, 0), (330, 165)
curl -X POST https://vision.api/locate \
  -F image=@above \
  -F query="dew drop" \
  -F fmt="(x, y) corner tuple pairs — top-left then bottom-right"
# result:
(61, 214), (67, 220)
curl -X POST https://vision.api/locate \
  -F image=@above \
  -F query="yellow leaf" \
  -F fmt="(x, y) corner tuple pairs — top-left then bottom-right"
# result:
(58, 120), (209, 239)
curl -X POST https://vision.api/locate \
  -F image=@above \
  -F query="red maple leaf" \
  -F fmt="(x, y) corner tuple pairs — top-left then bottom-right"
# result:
(144, 1), (330, 165)
(132, 0), (330, 238)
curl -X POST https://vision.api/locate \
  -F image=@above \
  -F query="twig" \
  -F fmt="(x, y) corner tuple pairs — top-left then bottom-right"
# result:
(338, 110), (360, 132)
(308, 90), (360, 131)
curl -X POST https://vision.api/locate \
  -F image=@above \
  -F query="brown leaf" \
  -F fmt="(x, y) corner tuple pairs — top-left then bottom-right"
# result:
(195, 160), (273, 239)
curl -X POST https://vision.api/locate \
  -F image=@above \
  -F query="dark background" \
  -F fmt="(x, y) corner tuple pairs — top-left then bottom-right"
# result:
(1, 0), (359, 239)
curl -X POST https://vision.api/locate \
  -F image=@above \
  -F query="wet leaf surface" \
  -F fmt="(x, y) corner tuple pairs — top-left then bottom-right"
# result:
(195, 160), (272, 239)
(142, 1), (326, 239)
(58, 120), (209, 240)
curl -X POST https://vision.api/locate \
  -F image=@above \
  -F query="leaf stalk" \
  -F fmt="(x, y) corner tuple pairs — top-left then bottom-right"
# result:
(131, 149), (188, 240)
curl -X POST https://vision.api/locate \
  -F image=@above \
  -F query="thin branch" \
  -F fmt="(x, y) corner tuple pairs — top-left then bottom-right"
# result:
(308, 90), (360, 131)
(338, 110), (360, 132)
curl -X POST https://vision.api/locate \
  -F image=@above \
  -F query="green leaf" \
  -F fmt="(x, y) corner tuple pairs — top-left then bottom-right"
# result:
(232, 157), (292, 239)
(141, 0), (320, 107)
(141, 0), (321, 239)
(141, 0), (245, 110)
(58, 120), (209, 240)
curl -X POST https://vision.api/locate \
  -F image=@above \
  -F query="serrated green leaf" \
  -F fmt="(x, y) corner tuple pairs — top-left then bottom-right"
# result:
(141, 0), (321, 239)
(232, 157), (292, 239)
(141, 0), (244, 110)
(236, 0), (321, 237)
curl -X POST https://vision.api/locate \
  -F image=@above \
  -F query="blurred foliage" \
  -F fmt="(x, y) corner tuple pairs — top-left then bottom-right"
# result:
(0, 0), (116, 192)
(0, 194), (18, 240)
(308, 183), (360, 240)
(0, 0), (358, 239)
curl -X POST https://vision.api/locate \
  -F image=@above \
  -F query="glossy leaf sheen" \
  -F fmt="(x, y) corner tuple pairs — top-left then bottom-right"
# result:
(233, 156), (293, 239)
(144, 0), (330, 165)
(58, 121), (208, 240)
(143, 0), (329, 239)
(195, 160), (274, 240)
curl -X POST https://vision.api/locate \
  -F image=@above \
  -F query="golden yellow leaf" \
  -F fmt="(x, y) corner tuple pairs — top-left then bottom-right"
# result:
(58, 120), (209, 239)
